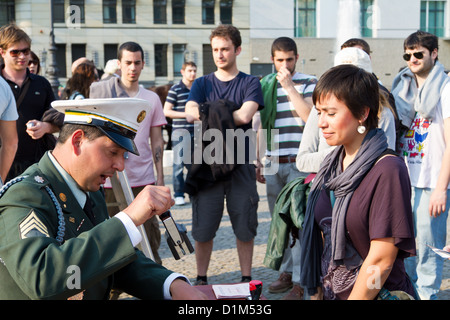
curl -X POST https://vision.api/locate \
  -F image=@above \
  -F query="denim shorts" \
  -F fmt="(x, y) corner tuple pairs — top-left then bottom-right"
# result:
(191, 164), (259, 242)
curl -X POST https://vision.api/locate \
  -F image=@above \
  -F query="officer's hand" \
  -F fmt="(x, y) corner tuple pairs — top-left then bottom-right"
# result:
(123, 185), (175, 226)
(170, 279), (209, 300)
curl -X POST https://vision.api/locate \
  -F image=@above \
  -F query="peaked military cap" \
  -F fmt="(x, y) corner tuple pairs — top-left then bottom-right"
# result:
(52, 98), (150, 155)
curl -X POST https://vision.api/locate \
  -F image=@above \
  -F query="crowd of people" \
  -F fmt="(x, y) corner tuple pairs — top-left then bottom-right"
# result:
(0, 21), (448, 301)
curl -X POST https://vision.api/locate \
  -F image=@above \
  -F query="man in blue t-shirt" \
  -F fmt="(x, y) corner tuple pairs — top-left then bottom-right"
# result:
(185, 25), (264, 286)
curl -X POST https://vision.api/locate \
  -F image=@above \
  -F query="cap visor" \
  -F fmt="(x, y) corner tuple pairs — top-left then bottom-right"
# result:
(100, 128), (139, 156)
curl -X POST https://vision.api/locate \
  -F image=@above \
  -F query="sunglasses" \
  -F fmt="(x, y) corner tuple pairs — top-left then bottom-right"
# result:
(28, 60), (38, 66)
(403, 52), (424, 61)
(9, 48), (31, 57)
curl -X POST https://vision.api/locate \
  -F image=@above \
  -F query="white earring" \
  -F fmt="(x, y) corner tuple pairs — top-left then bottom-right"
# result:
(357, 125), (366, 134)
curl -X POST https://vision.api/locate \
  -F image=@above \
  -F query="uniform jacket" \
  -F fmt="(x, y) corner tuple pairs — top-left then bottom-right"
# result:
(0, 152), (172, 300)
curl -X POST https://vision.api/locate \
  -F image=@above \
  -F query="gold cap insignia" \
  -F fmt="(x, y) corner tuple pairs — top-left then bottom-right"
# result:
(137, 110), (146, 123)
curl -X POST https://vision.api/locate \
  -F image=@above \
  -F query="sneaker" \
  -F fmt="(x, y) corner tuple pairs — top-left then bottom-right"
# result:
(175, 196), (185, 206)
(268, 272), (293, 293)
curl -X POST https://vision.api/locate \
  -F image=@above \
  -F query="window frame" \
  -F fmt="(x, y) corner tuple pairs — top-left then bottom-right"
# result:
(294, 0), (316, 38)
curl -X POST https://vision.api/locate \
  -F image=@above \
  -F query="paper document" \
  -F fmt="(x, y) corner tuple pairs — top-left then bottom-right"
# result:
(427, 245), (450, 259)
(212, 283), (250, 299)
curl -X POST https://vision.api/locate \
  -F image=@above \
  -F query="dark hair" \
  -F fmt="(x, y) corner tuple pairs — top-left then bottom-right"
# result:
(182, 61), (197, 70)
(313, 64), (379, 130)
(118, 41), (144, 61)
(404, 30), (438, 58)
(271, 37), (298, 57)
(57, 124), (105, 145)
(209, 24), (241, 49)
(29, 51), (41, 74)
(340, 38), (371, 56)
(62, 63), (98, 99)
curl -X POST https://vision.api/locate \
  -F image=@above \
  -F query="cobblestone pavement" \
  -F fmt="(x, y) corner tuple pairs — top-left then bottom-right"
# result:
(124, 161), (450, 300)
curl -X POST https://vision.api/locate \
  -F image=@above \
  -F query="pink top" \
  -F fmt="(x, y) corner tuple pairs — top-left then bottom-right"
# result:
(104, 87), (167, 188)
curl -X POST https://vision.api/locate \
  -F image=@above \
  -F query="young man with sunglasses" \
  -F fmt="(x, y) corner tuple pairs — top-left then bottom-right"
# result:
(0, 24), (62, 182)
(392, 30), (450, 300)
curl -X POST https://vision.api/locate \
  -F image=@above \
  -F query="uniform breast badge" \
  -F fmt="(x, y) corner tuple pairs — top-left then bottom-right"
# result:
(59, 193), (67, 202)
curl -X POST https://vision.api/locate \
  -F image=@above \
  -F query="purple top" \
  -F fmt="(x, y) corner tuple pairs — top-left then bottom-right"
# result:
(314, 155), (416, 299)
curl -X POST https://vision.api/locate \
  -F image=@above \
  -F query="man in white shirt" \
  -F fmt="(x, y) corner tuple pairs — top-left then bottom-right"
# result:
(393, 30), (450, 300)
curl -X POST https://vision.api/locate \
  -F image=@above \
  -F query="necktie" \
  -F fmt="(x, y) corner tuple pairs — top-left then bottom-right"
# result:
(83, 193), (96, 225)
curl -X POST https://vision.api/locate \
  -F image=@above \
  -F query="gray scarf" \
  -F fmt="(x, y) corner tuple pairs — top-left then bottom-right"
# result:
(391, 61), (449, 128)
(300, 129), (388, 295)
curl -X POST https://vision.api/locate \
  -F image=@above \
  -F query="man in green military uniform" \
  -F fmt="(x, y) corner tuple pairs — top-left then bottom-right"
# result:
(0, 98), (206, 300)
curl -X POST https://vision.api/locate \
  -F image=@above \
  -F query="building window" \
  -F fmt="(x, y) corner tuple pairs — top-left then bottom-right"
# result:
(53, 0), (65, 23)
(103, 0), (117, 24)
(421, 0), (446, 37)
(172, 0), (185, 24)
(56, 43), (67, 78)
(104, 44), (118, 66)
(71, 44), (86, 65)
(0, 0), (15, 26)
(123, 0), (136, 24)
(154, 0), (167, 24)
(294, 0), (316, 37)
(202, 0), (215, 25)
(251, 63), (273, 79)
(360, 0), (373, 37)
(220, 0), (232, 24)
(202, 44), (215, 74)
(155, 44), (168, 77)
(173, 44), (186, 76)
(69, 0), (85, 24)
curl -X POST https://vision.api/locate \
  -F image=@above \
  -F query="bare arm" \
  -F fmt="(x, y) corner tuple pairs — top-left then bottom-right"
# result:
(150, 126), (165, 186)
(185, 100), (200, 123)
(26, 120), (59, 139)
(255, 122), (266, 184)
(347, 238), (398, 300)
(164, 101), (197, 123)
(429, 117), (450, 217)
(186, 99), (259, 126)
(0, 120), (18, 181)
(232, 101), (259, 126)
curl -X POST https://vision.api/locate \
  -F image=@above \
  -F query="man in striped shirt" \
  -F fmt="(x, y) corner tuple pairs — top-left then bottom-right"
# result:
(164, 61), (197, 206)
(258, 37), (317, 300)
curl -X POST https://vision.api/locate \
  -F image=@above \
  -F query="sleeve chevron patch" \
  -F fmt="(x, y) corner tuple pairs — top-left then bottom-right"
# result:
(19, 211), (50, 239)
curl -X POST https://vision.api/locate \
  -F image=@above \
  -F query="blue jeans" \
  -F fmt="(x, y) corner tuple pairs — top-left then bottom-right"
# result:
(404, 187), (450, 300)
(172, 130), (194, 197)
